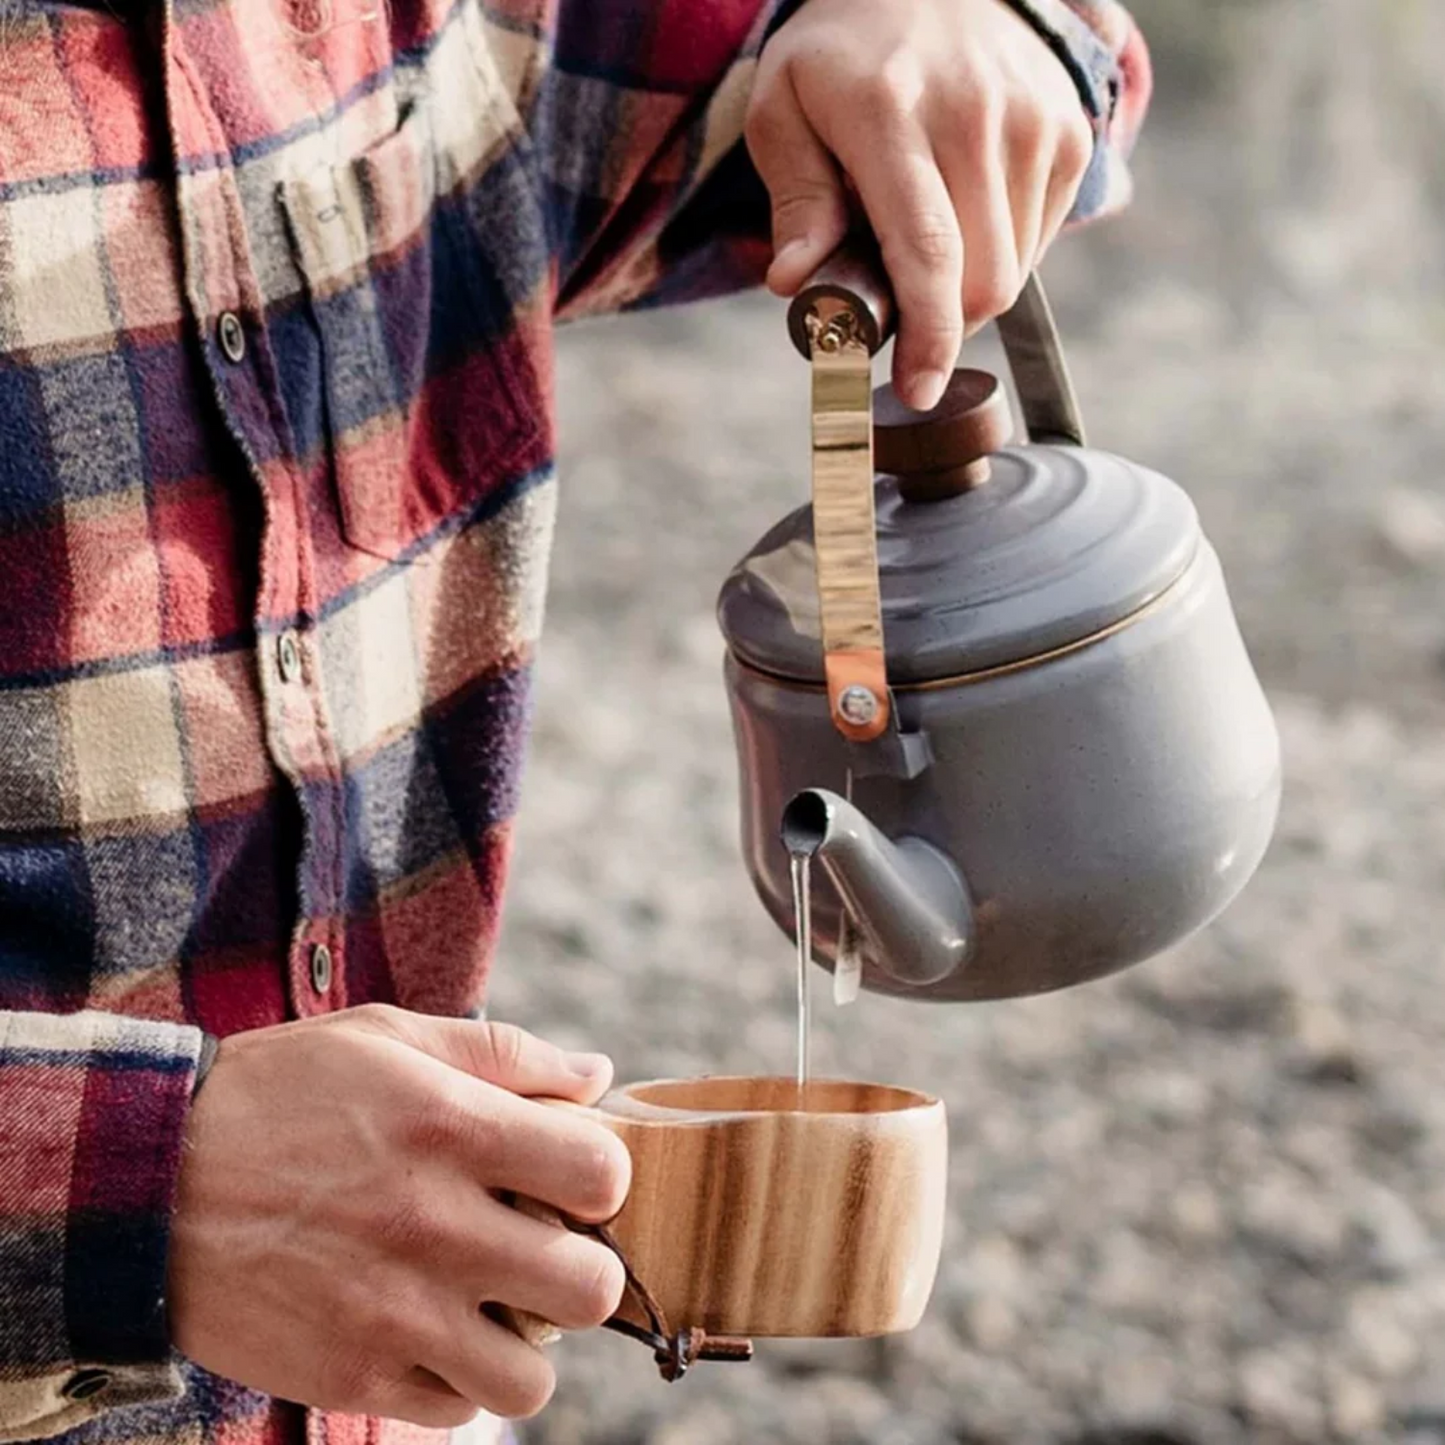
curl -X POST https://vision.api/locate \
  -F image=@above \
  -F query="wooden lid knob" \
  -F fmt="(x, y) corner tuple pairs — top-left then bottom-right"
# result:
(873, 370), (1014, 502)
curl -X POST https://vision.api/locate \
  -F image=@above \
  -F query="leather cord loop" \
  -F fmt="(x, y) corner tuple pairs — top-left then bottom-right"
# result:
(574, 1219), (755, 1381)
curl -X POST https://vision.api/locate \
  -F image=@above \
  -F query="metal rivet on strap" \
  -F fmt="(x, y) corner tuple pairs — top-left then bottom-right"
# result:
(837, 685), (881, 726)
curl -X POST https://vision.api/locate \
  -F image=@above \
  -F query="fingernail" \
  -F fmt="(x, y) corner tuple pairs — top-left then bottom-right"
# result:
(913, 370), (950, 412)
(773, 238), (812, 270)
(767, 239), (813, 289)
(567, 1051), (610, 1080)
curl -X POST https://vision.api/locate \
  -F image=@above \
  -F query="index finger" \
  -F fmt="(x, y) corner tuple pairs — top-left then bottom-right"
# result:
(830, 122), (962, 410)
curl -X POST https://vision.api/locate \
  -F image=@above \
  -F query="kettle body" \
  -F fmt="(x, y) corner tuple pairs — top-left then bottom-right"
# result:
(726, 518), (1281, 1002)
(719, 261), (1280, 1003)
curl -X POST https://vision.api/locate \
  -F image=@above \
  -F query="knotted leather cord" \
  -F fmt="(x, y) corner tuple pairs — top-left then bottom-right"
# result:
(580, 1219), (754, 1381)
(491, 1193), (755, 1382)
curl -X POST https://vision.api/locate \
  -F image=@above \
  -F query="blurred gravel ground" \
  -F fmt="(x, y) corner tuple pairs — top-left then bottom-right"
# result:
(491, 291), (1445, 1445)
(492, 2), (1445, 1436)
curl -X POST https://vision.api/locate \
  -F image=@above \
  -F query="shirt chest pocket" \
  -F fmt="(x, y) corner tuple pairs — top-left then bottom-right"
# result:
(280, 52), (551, 561)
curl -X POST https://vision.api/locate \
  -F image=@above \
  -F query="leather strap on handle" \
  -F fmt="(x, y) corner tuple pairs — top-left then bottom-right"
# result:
(786, 238), (1088, 745)
(809, 325), (891, 743)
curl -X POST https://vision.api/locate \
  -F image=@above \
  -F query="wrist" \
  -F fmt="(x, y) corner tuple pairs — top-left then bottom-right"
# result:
(993, 0), (1119, 125)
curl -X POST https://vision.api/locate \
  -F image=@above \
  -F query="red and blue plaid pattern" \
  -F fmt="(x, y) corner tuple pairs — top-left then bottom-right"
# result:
(0, 0), (1146, 1440)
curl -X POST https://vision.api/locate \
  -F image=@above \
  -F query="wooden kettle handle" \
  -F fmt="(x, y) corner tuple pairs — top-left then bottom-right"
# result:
(785, 232), (895, 359)
(785, 237), (1088, 447)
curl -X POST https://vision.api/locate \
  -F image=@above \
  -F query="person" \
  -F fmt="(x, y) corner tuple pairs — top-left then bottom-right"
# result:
(0, 0), (1149, 1440)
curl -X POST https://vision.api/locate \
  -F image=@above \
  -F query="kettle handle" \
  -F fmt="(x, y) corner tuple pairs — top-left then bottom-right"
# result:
(786, 235), (1087, 448)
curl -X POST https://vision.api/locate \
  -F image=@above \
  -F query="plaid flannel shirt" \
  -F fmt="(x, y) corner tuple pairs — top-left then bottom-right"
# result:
(0, 0), (1148, 1440)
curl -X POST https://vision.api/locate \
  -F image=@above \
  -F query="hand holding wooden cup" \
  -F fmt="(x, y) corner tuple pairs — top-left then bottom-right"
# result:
(500, 1076), (947, 1359)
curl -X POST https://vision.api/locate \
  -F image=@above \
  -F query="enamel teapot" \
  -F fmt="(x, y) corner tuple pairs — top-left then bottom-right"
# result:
(717, 244), (1281, 1002)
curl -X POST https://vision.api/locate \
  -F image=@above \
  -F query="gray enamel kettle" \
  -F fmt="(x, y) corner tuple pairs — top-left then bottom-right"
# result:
(717, 247), (1281, 1002)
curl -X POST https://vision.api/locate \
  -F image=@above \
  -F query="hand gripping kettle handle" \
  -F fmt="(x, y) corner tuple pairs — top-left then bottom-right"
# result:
(785, 234), (1088, 447)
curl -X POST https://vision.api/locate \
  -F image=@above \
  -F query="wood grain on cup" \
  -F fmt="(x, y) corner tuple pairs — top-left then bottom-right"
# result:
(504, 1077), (947, 1343)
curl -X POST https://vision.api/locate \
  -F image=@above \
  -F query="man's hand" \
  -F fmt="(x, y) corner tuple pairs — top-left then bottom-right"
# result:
(167, 1008), (630, 1424)
(748, 0), (1094, 410)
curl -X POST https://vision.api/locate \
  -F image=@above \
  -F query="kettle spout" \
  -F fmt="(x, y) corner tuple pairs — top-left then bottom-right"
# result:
(780, 789), (973, 990)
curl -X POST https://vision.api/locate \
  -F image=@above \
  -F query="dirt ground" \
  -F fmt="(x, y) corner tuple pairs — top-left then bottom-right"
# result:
(492, 4), (1445, 1440)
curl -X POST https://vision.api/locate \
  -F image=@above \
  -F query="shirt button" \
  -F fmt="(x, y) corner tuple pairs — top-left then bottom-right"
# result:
(277, 630), (302, 684)
(62, 1369), (113, 1402)
(217, 311), (246, 364)
(310, 942), (333, 995)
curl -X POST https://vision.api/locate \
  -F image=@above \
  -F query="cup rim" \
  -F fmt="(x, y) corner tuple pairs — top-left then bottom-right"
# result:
(605, 1074), (941, 1121)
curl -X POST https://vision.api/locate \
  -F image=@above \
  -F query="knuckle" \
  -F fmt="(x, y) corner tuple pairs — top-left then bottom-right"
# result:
(1060, 115), (1094, 174)
(403, 1091), (471, 1157)
(948, 71), (1001, 131)
(743, 92), (784, 150)
(570, 1245), (627, 1329)
(571, 1132), (631, 1220)
(377, 1193), (446, 1261)
(889, 219), (962, 272)
(402, 1397), (477, 1431)
(907, 317), (963, 364)
(855, 69), (910, 126)
(326, 1345), (391, 1408)
(1008, 103), (1050, 155)
(482, 1022), (526, 1080)
(967, 266), (1024, 324)
(491, 1359), (556, 1420)
(770, 187), (836, 222)
(350, 1001), (401, 1034)
(365, 1277), (426, 1342)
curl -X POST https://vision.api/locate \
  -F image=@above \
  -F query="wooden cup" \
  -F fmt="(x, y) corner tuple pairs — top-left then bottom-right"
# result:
(523, 1076), (947, 1342)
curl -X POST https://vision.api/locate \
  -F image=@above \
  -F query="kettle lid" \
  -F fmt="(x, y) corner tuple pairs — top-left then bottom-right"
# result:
(718, 375), (1201, 686)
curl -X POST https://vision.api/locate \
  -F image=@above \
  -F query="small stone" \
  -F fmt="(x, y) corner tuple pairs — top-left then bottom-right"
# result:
(1353, 1182), (1433, 1278)
(1290, 998), (1367, 1084)
(812, 1375), (894, 1435)
(1092, 1232), (1167, 1314)
(1347, 1289), (1421, 1380)
(1238, 1348), (1326, 1437)
(1328, 1372), (1388, 1437)
(649, 1401), (742, 1445)
(963, 1294), (1019, 1353)
(1375, 486), (1445, 569)
(1169, 1181), (1225, 1242)
(1240, 1171), (1347, 1266)
(1098, 1346), (1179, 1423)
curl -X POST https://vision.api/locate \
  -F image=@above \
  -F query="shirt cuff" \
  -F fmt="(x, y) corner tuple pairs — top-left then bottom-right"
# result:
(0, 1010), (203, 1439)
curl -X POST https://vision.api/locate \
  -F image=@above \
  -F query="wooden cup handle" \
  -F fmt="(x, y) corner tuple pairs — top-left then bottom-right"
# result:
(489, 1194), (755, 1381)
(484, 1101), (754, 1380)
(487, 1195), (571, 1349)
(786, 236), (1087, 447)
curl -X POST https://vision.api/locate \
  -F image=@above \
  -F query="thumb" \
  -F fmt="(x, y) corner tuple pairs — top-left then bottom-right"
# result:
(373, 1012), (615, 1105)
(745, 71), (850, 296)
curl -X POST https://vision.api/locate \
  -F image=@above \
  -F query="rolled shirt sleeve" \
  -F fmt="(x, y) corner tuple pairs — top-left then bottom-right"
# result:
(529, 0), (1150, 321)
(0, 1010), (202, 1442)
